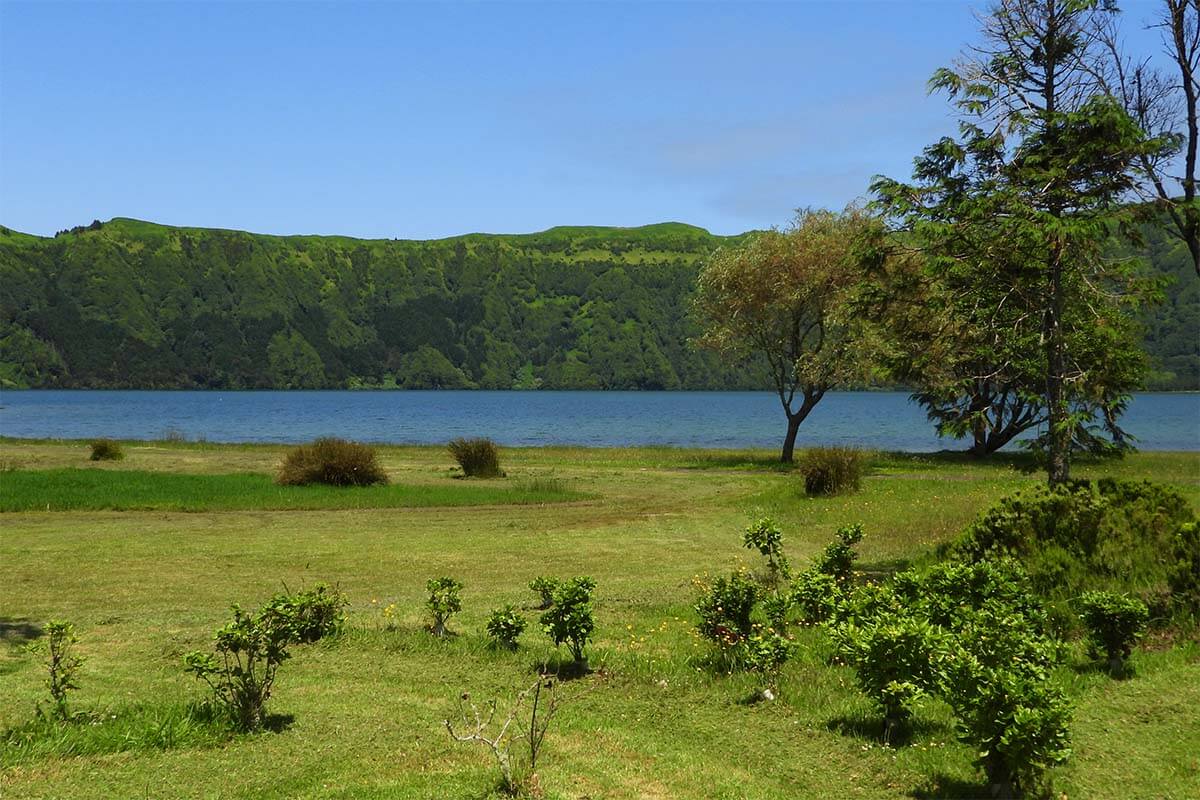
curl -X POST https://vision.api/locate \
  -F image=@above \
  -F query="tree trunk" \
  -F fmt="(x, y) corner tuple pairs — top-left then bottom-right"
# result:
(781, 414), (803, 463)
(1046, 244), (1070, 487)
(779, 388), (825, 463)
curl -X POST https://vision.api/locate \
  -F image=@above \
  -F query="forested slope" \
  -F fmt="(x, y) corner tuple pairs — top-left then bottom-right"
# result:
(0, 217), (1195, 390)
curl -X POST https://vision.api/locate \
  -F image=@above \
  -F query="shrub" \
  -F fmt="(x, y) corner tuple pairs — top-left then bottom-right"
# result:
(1077, 591), (1149, 676)
(760, 592), (795, 632)
(529, 576), (559, 610)
(89, 439), (124, 461)
(1168, 521), (1200, 617)
(942, 608), (1071, 800)
(740, 630), (793, 697)
(904, 559), (1047, 634)
(832, 611), (944, 739)
(791, 569), (843, 626)
(743, 516), (790, 585)
(263, 583), (348, 643)
(427, 577), (463, 637)
(815, 523), (864, 587)
(952, 479), (1196, 615)
(37, 620), (84, 721)
(486, 605), (527, 649)
(448, 437), (502, 478)
(276, 437), (388, 486)
(800, 446), (865, 496)
(694, 569), (760, 649)
(184, 603), (297, 731)
(540, 576), (596, 665)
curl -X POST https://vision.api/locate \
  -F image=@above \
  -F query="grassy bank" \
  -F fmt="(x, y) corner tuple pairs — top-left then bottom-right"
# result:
(0, 469), (584, 512)
(1, 441), (1197, 799)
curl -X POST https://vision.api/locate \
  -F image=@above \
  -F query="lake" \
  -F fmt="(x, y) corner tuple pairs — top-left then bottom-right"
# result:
(1, 390), (1197, 452)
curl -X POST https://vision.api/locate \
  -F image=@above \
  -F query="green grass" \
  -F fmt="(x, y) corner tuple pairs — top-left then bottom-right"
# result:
(1, 702), (230, 766)
(0, 469), (586, 512)
(1, 441), (1198, 799)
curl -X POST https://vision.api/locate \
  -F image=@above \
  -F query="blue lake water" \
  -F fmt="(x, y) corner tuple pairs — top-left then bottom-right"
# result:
(0, 390), (1196, 452)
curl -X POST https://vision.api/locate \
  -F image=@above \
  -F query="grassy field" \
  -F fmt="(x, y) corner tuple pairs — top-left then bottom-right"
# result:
(1, 440), (1198, 799)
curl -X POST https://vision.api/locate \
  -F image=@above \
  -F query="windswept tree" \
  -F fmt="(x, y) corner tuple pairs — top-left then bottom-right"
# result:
(693, 208), (891, 462)
(874, 0), (1168, 484)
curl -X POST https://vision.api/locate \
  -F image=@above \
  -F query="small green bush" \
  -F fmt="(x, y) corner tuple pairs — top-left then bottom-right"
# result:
(426, 577), (463, 637)
(276, 437), (387, 486)
(942, 606), (1071, 800)
(264, 583), (348, 644)
(815, 523), (864, 587)
(37, 621), (85, 721)
(694, 569), (760, 649)
(529, 576), (560, 610)
(743, 516), (790, 585)
(184, 604), (297, 731)
(486, 605), (527, 649)
(833, 610), (945, 738)
(800, 447), (865, 496)
(791, 570), (842, 626)
(1077, 591), (1149, 676)
(540, 576), (596, 665)
(739, 630), (793, 696)
(1168, 521), (1200, 617)
(89, 439), (124, 461)
(448, 437), (502, 478)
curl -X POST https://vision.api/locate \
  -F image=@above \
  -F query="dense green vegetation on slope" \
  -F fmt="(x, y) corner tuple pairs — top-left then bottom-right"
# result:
(0, 217), (1194, 390)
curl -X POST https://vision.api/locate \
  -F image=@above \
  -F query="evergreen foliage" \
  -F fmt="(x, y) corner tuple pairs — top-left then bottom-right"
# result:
(0, 218), (1191, 391)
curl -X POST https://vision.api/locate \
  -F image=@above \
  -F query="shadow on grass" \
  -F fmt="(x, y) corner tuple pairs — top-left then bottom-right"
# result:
(678, 453), (797, 472)
(909, 772), (992, 800)
(826, 713), (950, 747)
(532, 655), (592, 681)
(1070, 658), (1138, 681)
(855, 557), (917, 582)
(261, 712), (296, 733)
(0, 618), (44, 645)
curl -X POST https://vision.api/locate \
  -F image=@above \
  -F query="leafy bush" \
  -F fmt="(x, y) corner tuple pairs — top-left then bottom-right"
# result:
(800, 446), (865, 496)
(89, 439), (123, 461)
(529, 576), (559, 610)
(263, 583), (348, 644)
(815, 523), (864, 587)
(540, 576), (596, 665)
(1077, 591), (1149, 676)
(760, 593), (795, 632)
(1168, 521), (1200, 617)
(448, 437), (502, 478)
(694, 569), (760, 649)
(740, 630), (793, 697)
(37, 621), (84, 720)
(942, 606), (1071, 800)
(903, 559), (1048, 633)
(486, 605), (527, 649)
(791, 569), (843, 626)
(427, 577), (463, 637)
(952, 479), (1196, 615)
(828, 556), (1069, 792)
(184, 604), (297, 731)
(833, 610), (945, 738)
(276, 437), (387, 486)
(743, 516), (790, 585)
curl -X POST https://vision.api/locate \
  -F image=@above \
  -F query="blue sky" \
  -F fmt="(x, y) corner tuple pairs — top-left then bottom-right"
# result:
(0, 0), (1172, 239)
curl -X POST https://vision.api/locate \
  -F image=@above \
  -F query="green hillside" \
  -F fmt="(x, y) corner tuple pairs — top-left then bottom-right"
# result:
(0, 217), (1195, 390)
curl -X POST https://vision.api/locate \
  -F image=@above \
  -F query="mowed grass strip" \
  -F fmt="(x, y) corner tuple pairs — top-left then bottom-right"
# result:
(0, 469), (585, 512)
